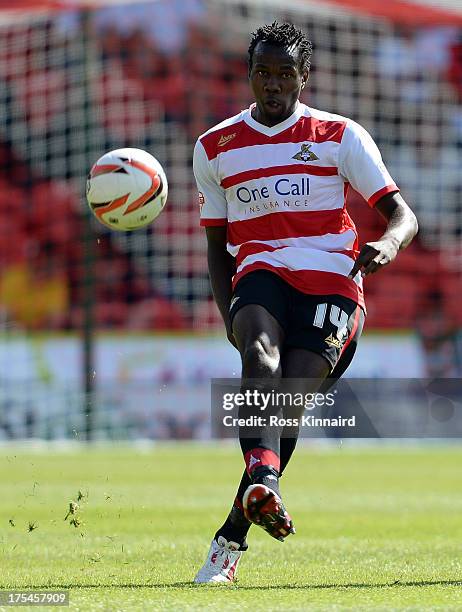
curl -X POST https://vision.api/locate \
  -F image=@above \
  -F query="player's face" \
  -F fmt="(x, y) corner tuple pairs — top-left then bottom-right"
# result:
(249, 42), (308, 127)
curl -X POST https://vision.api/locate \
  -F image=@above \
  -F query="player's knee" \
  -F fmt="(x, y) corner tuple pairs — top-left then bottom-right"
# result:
(241, 340), (282, 380)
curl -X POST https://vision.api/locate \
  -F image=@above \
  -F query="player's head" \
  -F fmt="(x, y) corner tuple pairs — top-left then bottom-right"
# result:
(248, 22), (312, 126)
(248, 22), (312, 75)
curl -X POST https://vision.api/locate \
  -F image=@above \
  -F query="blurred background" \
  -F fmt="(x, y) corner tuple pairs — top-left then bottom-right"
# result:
(1, 0), (462, 440)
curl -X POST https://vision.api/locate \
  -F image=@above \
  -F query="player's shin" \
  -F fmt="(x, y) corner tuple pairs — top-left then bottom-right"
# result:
(279, 428), (299, 476)
(238, 392), (283, 495)
(214, 474), (252, 549)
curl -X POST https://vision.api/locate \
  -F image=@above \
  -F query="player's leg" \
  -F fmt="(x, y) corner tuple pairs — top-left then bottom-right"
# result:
(275, 349), (332, 470)
(220, 271), (294, 530)
(232, 302), (296, 540)
(233, 302), (286, 472)
(276, 295), (365, 476)
(195, 272), (289, 582)
(241, 348), (331, 539)
(212, 302), (286, 549)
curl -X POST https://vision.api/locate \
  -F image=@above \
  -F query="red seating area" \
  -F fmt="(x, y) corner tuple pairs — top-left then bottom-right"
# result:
(448, 37), (462, 102)
(0, 146), (188, 330)
(99, 23), (249, 137)
(347, 191), (462, 329)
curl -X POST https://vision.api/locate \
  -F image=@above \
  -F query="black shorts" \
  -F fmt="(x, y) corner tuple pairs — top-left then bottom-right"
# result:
(229, 269), (365, 383)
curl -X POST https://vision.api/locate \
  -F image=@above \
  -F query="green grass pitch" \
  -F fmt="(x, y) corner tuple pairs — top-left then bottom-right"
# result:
(1, 444), (461, 610)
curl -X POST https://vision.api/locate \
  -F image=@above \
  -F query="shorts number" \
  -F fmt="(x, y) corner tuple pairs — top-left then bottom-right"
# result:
(313, 303), (348, 338)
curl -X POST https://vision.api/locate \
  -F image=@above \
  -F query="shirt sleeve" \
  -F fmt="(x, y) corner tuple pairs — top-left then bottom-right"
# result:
(193, 139), (228, 226)
(338, 121), (399, 207)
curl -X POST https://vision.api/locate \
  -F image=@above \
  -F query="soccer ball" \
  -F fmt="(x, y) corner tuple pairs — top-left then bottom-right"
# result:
(86, 148), (168, 231)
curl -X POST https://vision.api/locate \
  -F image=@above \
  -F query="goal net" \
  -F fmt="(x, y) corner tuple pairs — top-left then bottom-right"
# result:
(0, 0), (461, 439)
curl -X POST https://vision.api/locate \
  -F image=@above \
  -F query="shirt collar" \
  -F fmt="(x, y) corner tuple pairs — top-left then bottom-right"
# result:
(244, 101), (305, 137)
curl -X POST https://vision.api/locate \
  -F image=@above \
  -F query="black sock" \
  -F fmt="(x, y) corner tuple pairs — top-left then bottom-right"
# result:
(214, 468), (253, 549)
(280, 434), (298, 476)
(214, 504), (249, 550)
(250, 464), (280, 496)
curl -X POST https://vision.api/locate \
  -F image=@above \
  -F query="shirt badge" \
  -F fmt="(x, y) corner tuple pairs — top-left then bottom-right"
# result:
(292, 143), (319, 162)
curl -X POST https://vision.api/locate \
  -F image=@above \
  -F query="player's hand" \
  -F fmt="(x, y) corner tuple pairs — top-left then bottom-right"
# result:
(348, 238), (399, 279)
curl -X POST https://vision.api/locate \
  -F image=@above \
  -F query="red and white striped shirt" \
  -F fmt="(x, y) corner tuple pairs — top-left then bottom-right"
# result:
(193, 102), (399, 309)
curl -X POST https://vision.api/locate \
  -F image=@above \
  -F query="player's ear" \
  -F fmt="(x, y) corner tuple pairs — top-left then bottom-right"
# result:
(301, 70), (309, 89)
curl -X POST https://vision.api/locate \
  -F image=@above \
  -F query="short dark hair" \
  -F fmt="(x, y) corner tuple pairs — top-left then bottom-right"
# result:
(248, 22), (313, 73)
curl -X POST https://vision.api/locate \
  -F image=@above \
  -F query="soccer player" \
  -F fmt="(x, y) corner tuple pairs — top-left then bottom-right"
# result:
(193, 22), (418, 583)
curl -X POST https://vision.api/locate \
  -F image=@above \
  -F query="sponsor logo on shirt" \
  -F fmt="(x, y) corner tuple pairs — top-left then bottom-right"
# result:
(218, 133), (236, 147)
(236, 177), (310, 204)
(292, 143), (319, 162)
(198, 191), (205, 211)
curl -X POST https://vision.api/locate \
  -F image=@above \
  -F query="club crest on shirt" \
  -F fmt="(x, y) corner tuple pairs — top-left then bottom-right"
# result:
(292, 143), (319, 162)
(198, 191), (205, 211)
(324, 333), (343, 349)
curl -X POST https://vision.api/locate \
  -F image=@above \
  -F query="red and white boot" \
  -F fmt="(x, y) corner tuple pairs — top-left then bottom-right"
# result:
(194, 536), (243, 584)
(243, 484), (295, 542)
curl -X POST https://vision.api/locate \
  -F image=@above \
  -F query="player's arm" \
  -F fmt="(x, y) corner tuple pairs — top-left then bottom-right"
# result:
(206, 227), (237, 347)
(338, 121), (418, 279)
(349, 191), (418, 278)
(193, 138), (236, 346)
